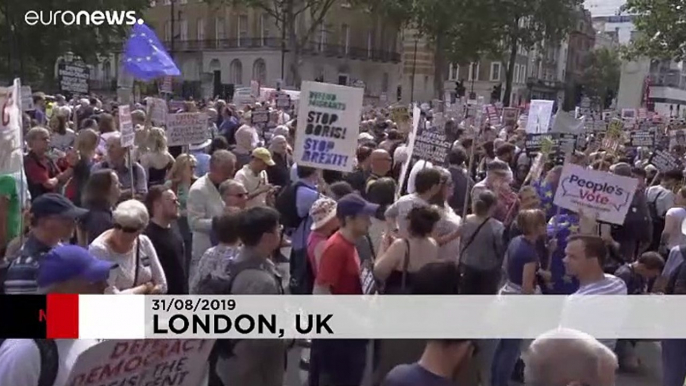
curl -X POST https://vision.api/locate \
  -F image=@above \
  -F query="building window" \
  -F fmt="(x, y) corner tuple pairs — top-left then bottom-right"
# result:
(341, 24), (350, 54)
(367, 30), (373, 57)
(338, 74), (349, 85)
(230, 59), (243, 85)
(490, 62), (501, 82)
(261, 14), (270, 46)
(215, 17), (225, 40)
(468, 62), (479, 81)
(424, 75), (429, 90)
(252, 59), (267, 84)
(520, 65), (526, 83)
(164, 20), (172, 41)
(382, 72), (389, 92)
(448, 63), (459, 80)
(514, 64), (520, 83)
(179, 19), (188, 41)
(197, 18), (205, 41)
(238, 15), (248, 47)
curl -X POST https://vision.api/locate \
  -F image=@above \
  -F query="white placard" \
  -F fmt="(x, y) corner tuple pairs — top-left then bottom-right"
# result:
(0, 79), (24, 175)
(20, 86), (33, 111)
(64, 339), (213, 386)
(293, 81), (363, 172)
(161, 76), (173, 94)
(118, 105), (134, 148)
(553, 163), (638, 225)
(526, 100), (554, 134)
(251, 80), (260, 98)
(166, 112), (209, 147)
(149, 98), (168, 126)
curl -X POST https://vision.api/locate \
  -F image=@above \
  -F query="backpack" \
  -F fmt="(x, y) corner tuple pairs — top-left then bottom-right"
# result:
(274, 181), (307, 228)
(0, 339), (58, 386)
(665, 246), (686, 294)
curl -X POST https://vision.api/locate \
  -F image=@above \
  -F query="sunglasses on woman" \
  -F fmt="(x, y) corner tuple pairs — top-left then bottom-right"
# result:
(114, 223), (141, 233)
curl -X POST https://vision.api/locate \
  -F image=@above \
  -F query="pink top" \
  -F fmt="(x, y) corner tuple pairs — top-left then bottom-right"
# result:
(307, 230), (329, 276)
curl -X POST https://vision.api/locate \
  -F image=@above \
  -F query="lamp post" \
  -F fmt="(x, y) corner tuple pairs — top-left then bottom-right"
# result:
(410, 38), (418, 102)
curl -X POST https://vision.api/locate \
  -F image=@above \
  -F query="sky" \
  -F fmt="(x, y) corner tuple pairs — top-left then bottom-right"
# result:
(584, 0), (626, 16)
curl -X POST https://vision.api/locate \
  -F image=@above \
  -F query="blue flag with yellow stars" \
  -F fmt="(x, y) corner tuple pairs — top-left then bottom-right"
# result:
(534, 179), (558, 221)
(544, 213), (580, 295)
(122, 22), (180, 81)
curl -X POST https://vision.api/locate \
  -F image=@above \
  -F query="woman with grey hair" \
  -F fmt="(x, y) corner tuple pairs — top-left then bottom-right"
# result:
(267, 135), (291, 188)
(89, 199), (167, 294)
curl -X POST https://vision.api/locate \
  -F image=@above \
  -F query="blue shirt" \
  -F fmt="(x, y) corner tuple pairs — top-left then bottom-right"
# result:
(383, 363), (454, 386)
(192, 151), (211, 178)
(4, 235), (56, 294)
(545, 214), (580, 294)
(505, 236), (539, 286)
(290, 180), (319, 251)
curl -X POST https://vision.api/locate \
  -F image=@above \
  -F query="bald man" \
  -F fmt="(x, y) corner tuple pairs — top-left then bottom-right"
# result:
(364, 149), (392, 199)
(523, 328), (618, 386)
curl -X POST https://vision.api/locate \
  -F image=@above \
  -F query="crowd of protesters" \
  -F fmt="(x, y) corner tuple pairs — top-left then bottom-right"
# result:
(0, 90), (683, 386)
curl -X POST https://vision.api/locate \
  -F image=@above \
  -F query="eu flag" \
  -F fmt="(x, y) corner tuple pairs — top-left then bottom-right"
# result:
(122, 22), (180, 81)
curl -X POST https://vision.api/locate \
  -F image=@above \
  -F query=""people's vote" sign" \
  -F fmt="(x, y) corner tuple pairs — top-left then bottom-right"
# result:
(553, 164), (638, 225)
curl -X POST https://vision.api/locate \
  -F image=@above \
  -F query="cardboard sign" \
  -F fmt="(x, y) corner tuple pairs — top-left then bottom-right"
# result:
(58, 62), (90, 94)
(0, 79), (24, 175)
(649, 149), (684, 173)
(64, 339), (213, 386)
(118, 105), (134, 148)
(149, 98), (168, 126)
(553, 163), (638, 225)
(251, 106), (271, 124)
(293, 81), (363, 172)
(20, 86), (34, 111)
(526, 100), (554, 134)
(629, 129), (654, 148)
(166, 112), (209, 146)
(502, 107), (519, 126)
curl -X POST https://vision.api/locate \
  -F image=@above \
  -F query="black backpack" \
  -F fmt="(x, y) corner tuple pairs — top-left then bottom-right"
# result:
(0, 339), (58, 386)
(274, 181), (307, 228)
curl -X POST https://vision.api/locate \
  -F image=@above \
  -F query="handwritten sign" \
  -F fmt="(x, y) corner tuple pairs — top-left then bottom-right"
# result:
(166, 112), (209, 146)
(118, 105), (134, 148)
(293, 81), (363, 172)
(553, 163), (638, 225)
(526, 100), (554, 134)
(649, 149), (684, 173)
(58, 62), (90, 94)
(64, 339), (213, 386)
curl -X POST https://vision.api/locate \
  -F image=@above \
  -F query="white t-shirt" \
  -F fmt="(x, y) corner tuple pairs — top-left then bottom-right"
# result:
(666, 207), (686, 249)
(234, 165), (269, 208)
(0, 339), (99, 386)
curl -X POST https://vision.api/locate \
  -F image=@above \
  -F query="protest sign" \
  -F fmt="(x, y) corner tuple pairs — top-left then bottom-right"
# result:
(64, 339), (213, 386)
(149, 98), (168, 126)
(0, 79), (24, 175)
(525, 133), (577, 159)
(638, 108), (648, 120)
(552, 111), (584, 134)
(621, 108), (636, 120)
(58, 62), (90, 94)
(168, 100), (184, 112)
(553, 163), (638, 225)
(166, 112), (209, 147)
(161, 76), (173, 94)
(485, 105), (500, 126)
(502, 107), (519, 126)
(629, 129), (654, 148)
(275, 92), (291, 109)
(118, 105), (134, 148)
(649, 149), (684, 173)
(251, 105), (271, 125)
(410, 126), (452, 166)
(602, 119), (624, 153)
(397, 104), (422, 196)
(251, 80), (260, 98)
(669, 129), (686, 149)
(526, 100), (554, 134)
(293, 81), (363, 172)
(20, 86), (33, 111)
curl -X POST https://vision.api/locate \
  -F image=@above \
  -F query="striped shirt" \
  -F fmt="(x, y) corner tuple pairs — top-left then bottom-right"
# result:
(573, 274), (627, 350)
(3, 236), (57, 294)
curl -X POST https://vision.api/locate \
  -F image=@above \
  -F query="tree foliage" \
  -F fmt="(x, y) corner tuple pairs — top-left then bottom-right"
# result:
(491, 0), (582, 106)
(578, 47), (621, 111)
(624, 0), (686, 61)
(0, 0), (149, 88)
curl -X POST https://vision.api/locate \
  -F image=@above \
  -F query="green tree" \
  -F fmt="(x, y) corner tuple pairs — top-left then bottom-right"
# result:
(0, 0), (149, 89)
(207, 0), (337, 88)
(578, 47), (621, 111)
(623, 0), (686, 60)
(492, 0), (581, 106)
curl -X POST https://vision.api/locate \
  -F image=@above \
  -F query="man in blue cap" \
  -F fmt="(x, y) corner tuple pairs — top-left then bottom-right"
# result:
(36, 245), (116, 294)
(4, 193), (88, 294)
(0, 245), (114, 386)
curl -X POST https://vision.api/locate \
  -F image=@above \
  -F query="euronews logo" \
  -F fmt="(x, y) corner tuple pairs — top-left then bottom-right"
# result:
(24, 10), (144, 26)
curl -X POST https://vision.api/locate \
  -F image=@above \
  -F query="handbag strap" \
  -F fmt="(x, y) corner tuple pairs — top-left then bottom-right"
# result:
(366, 233), (376, 261)
(460, 218), (491, 258)
(132, 237), (141, 287)
(401, 239), (410, 290)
